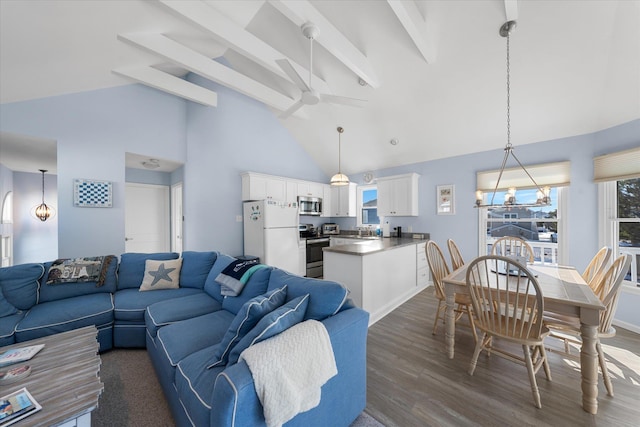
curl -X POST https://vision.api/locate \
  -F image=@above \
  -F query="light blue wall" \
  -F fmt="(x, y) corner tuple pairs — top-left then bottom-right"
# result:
(125, 168), (172, 186)
(182, 74), (329, 255)
(0, 85), (187, 258)
(12, 171), (58, 263)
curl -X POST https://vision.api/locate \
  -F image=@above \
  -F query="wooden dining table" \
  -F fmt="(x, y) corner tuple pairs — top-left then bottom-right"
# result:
(442, 263), (606, 414)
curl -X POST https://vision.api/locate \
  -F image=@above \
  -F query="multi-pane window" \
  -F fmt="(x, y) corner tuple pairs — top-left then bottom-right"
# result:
(614, 178), (640, 286)
(357, 185), (379, 227)
(481, 187), (562, 265)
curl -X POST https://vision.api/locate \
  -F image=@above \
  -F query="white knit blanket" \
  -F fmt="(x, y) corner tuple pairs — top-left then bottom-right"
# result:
(239, 320), (338, 427)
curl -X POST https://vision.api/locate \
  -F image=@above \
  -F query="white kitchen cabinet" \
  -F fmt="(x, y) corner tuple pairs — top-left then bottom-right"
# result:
(329, 237), (352, 247)
(416, 242), (430, 288)
(377, 173), (419, 216)
(286, 180), (298, 204)
(241, 172), (286, 201)
(330, 183), (357, 217)
(297, 181), (324, 198)
(298, 239), (307, 277)
(321, 184), (332, 217)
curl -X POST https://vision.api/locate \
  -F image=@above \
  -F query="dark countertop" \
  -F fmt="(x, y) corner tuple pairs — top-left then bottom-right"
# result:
(323, 237), (428, 256)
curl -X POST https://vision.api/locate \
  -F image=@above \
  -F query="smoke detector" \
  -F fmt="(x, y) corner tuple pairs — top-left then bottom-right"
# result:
(142, 159), (160, 169)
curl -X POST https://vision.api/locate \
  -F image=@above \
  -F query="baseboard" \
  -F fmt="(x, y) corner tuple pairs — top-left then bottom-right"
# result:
(368, 284), (428, 326)
(612, 319), (640, 334)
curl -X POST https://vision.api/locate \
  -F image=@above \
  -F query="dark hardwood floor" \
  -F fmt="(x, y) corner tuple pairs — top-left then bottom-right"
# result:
(365, 288), (640, 427)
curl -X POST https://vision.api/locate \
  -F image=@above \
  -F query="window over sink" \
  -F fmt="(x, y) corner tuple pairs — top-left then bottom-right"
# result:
(356, 185), (379, 227)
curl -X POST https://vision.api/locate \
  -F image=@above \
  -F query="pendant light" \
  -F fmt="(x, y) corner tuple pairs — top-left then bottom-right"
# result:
(474, 21), (551, 209)
(330, 126), (350, 186)
(34, 169), (53, 221)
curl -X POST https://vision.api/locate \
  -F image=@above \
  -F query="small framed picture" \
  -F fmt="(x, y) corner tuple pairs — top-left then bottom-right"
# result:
(437, 185), (455, 215)
(74, 179), (113, 208)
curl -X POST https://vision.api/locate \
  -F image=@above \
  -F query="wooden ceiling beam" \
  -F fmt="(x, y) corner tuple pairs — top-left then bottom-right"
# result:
(386, 0), (436, 64)
(118, 33), (307, 118)
(112, 66), (218, 107)
(269, 0), (381, 88)
(157, 0), (329, 93)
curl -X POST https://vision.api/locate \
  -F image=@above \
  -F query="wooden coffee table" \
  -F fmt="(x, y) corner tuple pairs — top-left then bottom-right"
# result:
(0, 326), (103, 426)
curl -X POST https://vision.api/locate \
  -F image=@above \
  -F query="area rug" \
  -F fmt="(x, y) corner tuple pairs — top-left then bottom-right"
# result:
(93, 349), (383, 426)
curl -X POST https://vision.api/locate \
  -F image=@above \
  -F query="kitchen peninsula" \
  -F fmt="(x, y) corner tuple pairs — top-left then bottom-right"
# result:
(324, 236), (430, 325)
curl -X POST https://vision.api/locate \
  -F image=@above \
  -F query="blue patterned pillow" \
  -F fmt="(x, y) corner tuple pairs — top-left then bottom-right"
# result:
(227, 294), (309, 366)
(207, 285), (287, 369)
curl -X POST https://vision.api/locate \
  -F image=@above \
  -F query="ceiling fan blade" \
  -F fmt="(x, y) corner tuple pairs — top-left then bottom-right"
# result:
(276, 59), (310, 92)
(279, 99), (305, 119)
(321, 94), (367, 108)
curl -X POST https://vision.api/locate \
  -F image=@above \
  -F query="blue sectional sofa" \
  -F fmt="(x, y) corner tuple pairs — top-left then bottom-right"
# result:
(0, 251), (370, 427)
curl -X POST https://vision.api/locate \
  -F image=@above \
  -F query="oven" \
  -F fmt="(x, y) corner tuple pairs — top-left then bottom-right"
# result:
(306, 237), (330, 278)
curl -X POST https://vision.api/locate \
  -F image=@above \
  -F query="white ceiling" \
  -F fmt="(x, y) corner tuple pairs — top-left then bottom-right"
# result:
(1, 0), (638, 177)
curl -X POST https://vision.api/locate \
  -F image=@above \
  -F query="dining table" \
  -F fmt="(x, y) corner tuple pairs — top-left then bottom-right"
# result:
(442, 263), (606, 414)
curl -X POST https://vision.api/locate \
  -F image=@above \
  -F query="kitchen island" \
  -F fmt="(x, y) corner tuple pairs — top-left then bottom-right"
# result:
(324, 237), (430, 325)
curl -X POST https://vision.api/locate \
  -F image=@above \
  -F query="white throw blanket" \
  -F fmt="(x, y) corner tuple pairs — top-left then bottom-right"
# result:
(239, 320), (338, 427)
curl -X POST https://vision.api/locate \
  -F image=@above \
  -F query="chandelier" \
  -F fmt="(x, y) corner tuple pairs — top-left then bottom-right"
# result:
(475, 21), (551, 209)
(34, 169), (53, 221)
(330, 126), (349, 186)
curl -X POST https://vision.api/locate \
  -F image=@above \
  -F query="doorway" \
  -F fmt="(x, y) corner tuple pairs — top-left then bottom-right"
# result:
(171, 182), (183, 253)
(125, 183), (170, 253)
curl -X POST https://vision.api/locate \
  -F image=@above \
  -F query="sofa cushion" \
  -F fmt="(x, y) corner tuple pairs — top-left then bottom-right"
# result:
(203, 253), (236, 303)
(15, 293), (114, 342)
(0, 312), (25, 346)
(114, 288), (201, 322)
(0, 263), (43, 309)
(267, 269), (349, 321)
(0, 287), (18, 317)
(227, 294), (309, 366)
(180, 251), (217, 289)
(117, 252), (179, 290)
(175, 345), (226, 427)
(221, 267), (273, 315)
(145, 293), (222, 338)
(39, 256), (118, 303)
(208, 286), (287, 369)
(157, 310), (235, 366)
(140, 258), (182, 291)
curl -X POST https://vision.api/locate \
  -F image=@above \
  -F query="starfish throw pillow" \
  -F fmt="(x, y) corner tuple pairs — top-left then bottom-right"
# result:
(140, 258), (182, 291)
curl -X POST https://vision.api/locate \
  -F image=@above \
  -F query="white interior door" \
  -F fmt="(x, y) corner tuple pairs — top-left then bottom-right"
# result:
(125, 183), (170, 253)
(171, 182), (183, 253)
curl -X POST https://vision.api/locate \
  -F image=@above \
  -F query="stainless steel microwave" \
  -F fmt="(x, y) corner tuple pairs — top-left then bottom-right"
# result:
(298, 196), (322, 216)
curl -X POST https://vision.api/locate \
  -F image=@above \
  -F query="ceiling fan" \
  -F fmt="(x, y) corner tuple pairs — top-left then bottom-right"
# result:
(276, 22), (366, 119)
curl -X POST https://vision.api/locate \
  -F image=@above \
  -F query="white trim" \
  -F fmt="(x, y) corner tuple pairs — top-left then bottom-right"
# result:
(612, 318), (640, 335)
(356, 184), (378, 227)
(176, 363), (212, 409)
(621, 283), (640, 295)
(173, 383), (197, 427)
(216, 372), (239, 427)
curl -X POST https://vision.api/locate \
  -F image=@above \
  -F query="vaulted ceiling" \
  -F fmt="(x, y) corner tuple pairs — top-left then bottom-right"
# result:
(1, 0), (638, 177)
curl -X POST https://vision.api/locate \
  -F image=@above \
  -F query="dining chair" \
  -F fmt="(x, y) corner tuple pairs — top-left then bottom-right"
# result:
(581, 246), (612, 299)
(425, 241), (477, 342)
(544, 253), (631, 397)
(466, 255), (551, 409)
(491, 236), (535, 263)
(447, 239), (465, 270)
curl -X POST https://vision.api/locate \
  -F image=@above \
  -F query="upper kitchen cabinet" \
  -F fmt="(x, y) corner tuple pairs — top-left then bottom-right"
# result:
(377, 173), (420, 217)
(321, 184), (332, 217)
(330, 183), (357, 217)
(241, 172), (287, 201)
(297, 181), (324, 199)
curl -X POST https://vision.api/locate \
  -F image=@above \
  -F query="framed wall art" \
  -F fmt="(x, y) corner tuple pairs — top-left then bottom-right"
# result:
(74, 179), (113, 208)
(437, 184), (455, 215)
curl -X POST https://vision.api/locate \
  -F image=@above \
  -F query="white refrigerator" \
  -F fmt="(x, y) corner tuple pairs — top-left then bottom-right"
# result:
(243, 200), (303, 275)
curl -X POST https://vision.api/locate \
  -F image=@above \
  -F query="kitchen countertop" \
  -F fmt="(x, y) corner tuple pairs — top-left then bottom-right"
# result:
(323, 237), (428, 256)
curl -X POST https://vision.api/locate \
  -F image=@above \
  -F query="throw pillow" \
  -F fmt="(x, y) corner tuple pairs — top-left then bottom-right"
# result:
(139, 258), (183, 291)
(206, 285), (287, 369)
(227, 294), (309, 366)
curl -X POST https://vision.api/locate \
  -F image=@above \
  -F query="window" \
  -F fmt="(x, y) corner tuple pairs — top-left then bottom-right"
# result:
(356, 185), (379, 227)
(479, 187), (565, 265)
(1, 191), (12, 224)
(600, 178), (640, 287)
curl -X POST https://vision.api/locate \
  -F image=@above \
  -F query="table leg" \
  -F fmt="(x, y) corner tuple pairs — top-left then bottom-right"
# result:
(580, 321), (599, 414)
(445, 286), (456, 359)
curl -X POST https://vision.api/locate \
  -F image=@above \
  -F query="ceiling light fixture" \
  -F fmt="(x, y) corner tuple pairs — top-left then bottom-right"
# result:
(390, 138), (399, 146)
(330, 126), (350, 186)
(475, 21), (551, 209)
(142, 159), (160, 169)
(34, 169), (53, 221)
